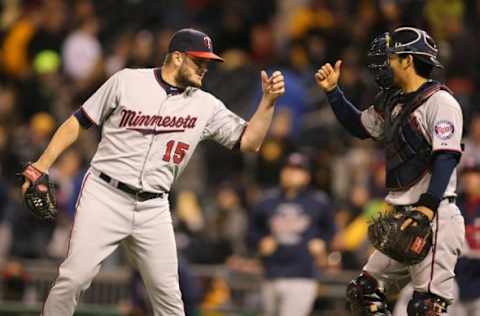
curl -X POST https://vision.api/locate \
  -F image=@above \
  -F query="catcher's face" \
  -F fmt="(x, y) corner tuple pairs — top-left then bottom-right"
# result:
(388, 53), (413, 88)
(176, 53), (209, 88)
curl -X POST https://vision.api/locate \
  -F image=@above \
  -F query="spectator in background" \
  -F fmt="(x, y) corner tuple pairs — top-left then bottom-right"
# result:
(174, 190), (209, 263)
(424, 0), (465, 42)
(1, 260), (30, 302)
(71, 0), (96, 27)
(0, 90), (19, 179)
(175, 184), (248, 265)
(367, 159), (387, 199)
(27, 0), (66, 67)
(247, 152), (335, 316)
(50, 148), (83, 214)
(104, 32), (133, 76)
(47, 148), (83, 259)
(7, 189), (55, 259)
(0, 83), (18, 129)
(62, 16), (101, 82)
(331, 184), (387, 270)
(250, 24), (276, 66)
(451, 164), (480, 316)
(126, 30), (155, 68)
(214, 1), (251, 53)
(19, 50), (63, 121)
(289, 0), (334, 41)
(204, 182), (248, 258)
(255, 107), (296, 188)
(460, 114), (480, 168)
(1, 2), (42, 79)
(441, 8), (477, 120)
(11, 112), (55, 164)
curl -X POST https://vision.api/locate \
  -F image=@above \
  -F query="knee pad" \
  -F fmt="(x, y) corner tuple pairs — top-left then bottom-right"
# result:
(407, 291), (448, 316)
(346, 272), (391, 316)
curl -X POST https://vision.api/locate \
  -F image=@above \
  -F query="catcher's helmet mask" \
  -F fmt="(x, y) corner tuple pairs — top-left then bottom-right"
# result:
(387, 27), (443, 68)
(367, 33), (394, 89)
(367, 27), (442, 89)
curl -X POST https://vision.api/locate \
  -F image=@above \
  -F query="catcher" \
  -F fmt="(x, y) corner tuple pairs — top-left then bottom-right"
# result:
(315, 27), (465, 315)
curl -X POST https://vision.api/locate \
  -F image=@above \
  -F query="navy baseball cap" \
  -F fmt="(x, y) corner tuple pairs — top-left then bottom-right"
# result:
(168, 28), (224, 62)
(284, 152), (310, 170)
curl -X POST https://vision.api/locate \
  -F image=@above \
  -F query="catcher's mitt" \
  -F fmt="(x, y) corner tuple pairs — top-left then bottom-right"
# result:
(19, 163), (57, 221)
(368, 209), (432, 265)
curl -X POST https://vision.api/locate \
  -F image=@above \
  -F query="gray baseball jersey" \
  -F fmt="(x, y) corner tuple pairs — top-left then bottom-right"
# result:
(82, 68), (246, 192)
(359, 89), (466, 304)
(42, 68), (247, 316)
(360, 90), (463, 205)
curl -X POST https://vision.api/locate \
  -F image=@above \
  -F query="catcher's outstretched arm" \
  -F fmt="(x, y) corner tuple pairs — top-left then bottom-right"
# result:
(326, 87), (370, 139)
(315, 60), (370, 139)
(33, 115), (82, 172)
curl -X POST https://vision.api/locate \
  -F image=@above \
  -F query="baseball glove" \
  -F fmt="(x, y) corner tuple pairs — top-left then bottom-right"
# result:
(19, 163), (57, 221)
(368, 209), (432, 265)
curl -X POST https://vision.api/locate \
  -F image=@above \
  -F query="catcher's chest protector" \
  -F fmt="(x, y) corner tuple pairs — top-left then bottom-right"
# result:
(383, 81), (452, 191)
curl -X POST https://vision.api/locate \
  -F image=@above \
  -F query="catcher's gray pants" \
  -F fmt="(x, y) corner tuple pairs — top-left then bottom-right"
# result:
(261, 278), (317, 316)
(363, 200), (465, 304)
(41, 171), (185, 316)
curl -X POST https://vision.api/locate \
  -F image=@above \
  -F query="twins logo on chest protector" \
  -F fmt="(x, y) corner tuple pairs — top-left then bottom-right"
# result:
(434, 120), (455, 140)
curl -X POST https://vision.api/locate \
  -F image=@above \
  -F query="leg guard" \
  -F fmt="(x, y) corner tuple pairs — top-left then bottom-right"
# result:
(346, 272), (391, 316)
(407, 291), (448, 316)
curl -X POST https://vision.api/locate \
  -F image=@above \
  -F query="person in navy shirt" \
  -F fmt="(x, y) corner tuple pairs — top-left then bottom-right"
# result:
(452, 164), (480, 316)
(247, 152), (335, 316)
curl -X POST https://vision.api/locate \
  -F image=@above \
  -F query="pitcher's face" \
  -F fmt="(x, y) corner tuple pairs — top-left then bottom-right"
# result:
(176, 53), (209, 88)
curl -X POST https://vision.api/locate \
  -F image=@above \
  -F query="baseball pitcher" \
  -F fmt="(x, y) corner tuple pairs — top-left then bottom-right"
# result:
(19, 28), (285, 316)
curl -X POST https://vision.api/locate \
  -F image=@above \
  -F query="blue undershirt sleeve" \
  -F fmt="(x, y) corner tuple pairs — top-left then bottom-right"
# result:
(427, 151), (460, 199)
(325, 87), (370, 139)
(73, 108), (95, 129)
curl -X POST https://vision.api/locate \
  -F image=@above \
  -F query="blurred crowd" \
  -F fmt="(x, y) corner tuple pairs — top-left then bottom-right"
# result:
(0, 0), (480, 315)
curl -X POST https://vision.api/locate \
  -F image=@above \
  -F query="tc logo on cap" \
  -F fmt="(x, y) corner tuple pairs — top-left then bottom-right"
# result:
(204, 36), (212, 50)
(168, 28), (224, 62)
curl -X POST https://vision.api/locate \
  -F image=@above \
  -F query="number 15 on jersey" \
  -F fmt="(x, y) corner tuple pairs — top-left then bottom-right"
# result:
(162, 140), (190, 165)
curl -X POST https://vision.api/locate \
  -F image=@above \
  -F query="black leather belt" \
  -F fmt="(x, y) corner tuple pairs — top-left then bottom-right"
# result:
(98, 172), (166, 201)
(394, 196), (456, 212)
